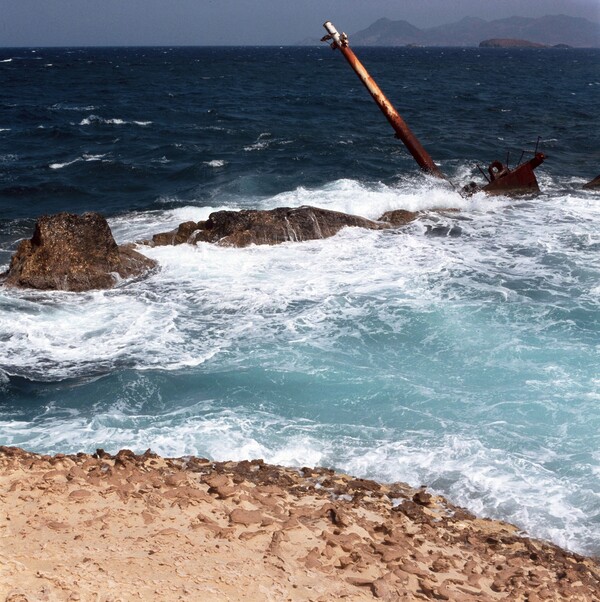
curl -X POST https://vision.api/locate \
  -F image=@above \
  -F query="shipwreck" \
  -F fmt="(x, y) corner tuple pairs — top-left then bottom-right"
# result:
(321, 21), (546, 196)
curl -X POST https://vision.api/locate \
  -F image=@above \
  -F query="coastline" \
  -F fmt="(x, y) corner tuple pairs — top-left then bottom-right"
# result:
(1, 447), (599, 601)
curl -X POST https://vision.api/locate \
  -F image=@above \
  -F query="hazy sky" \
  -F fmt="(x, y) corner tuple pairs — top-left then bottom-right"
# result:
(2, 0), (599, 46)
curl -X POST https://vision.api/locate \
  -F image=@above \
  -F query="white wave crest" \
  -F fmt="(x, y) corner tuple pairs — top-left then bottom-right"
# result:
(49, 153), (106, 169)
(244, 132), (272, 151)
(79, 115), (152, 126)
(204, 160), (227, 168)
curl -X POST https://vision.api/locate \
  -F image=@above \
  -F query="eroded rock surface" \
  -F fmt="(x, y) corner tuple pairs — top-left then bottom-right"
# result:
(1, 446), (599, 601)
(1, 212), (156, 292)
(150, 205), (394, 248)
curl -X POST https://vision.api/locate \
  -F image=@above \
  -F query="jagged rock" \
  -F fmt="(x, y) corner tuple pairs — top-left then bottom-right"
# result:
(151, 220), (200, 246)
(150, 205), (388, 248)
(1, 212), (157, 292)
(583, 175), (600, 190)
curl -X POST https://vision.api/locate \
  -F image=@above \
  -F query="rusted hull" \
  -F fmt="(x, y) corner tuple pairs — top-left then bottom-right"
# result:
(481, 153), (545, 196)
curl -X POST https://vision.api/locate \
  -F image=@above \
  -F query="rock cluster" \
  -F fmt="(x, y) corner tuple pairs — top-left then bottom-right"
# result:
(149, 205), (418, 248)
(1, 206), (427, 292)
(1, 446), (598, 601)
(1, 212), (157, 292)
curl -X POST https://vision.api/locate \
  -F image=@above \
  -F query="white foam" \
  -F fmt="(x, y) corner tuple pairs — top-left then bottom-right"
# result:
(49, 158), (82, 170)
(204, 160), (227, 168)
(49, 153), (105, 169)
(79, 115), (151, 126)
(108, 205), (231, 243)
(51, 103), (98, 112)
(342, 434), (599, 554)
(258, 177), (487, 220)
(6, 399), (596, 553)
(244, 132), (272, 151)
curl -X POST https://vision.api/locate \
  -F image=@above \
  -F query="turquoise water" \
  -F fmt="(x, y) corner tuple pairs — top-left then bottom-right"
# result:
(1, 47), (599, 554)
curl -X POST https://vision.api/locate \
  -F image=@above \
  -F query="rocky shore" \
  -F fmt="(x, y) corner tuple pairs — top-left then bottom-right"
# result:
(1, 208), (423, 292)
(1, 446), (599, 601)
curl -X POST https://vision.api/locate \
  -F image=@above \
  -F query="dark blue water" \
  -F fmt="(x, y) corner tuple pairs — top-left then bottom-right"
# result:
(1, 47), (599, 554)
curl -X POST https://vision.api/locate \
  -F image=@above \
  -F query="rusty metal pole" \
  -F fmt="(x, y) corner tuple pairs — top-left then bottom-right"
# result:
(322, 21), (444, 179)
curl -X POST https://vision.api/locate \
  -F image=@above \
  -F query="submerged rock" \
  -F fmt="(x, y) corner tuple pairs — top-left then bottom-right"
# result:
(378, 209), (420, 227)
(1, 212), (157, 292)
(150, 205), (399, 248)
(583, 175), (600, 190)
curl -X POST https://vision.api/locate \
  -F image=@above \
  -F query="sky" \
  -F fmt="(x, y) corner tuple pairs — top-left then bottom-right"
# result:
(1, 0), (599, 47)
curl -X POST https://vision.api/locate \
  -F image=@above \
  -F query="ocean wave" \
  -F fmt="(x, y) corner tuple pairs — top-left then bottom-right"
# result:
(258, 176), (487, 220)
(49, 159), (82, 170)
(243, 132), (272, 152)
(79, 115), (152, 126)
(49, 153), (107, 170)
(2, 393), (597, 554)
(50, 103), (98, 112)
(3, 177), (597, 382)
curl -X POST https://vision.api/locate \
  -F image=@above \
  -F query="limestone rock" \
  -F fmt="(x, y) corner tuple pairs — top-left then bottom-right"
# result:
(1, 212), (157, 292)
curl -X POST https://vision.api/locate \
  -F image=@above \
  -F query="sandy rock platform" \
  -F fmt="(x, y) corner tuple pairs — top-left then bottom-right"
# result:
(1, 446), (598, 601)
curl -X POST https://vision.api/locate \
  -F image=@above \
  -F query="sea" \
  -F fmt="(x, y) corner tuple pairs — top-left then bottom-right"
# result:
(1, 46), (599, 555)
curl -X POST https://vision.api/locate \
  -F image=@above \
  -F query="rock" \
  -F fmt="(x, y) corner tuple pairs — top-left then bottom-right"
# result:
(412, 489), (433, 506)
(1, 212), (157, 292)
(151, 220), (201, 246)
(583, 175), (600, 189)
(68, 489), (92, 501)
(378, 209), (420, 227)
(5, 593), (30, 602)
(229, 508), (263, 526)
(150, 205), (388, 248)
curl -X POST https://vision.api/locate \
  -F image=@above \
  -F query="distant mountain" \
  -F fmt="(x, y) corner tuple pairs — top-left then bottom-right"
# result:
(348, 18), (425, 46)
(347, 14), (600, 48)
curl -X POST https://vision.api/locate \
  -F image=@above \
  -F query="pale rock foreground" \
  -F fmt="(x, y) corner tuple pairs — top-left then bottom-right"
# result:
(1, 446), (599, 601)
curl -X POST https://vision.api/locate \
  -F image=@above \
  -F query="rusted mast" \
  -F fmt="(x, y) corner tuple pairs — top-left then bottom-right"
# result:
(322, 21), (444, 180)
